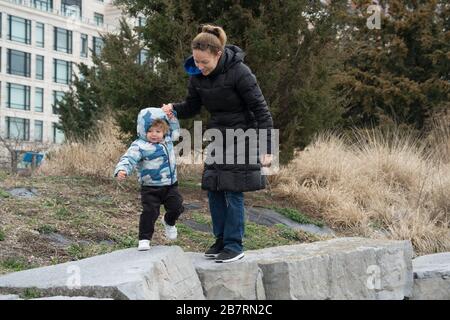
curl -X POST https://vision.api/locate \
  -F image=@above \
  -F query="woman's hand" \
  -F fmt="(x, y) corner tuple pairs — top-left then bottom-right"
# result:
(260, 154), (273, 167)
(162, 103), (174, 119)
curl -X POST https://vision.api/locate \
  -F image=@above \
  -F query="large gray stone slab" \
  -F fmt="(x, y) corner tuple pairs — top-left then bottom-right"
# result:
(0, 294), (20, 300)
(32, 296), (113, 300)
(182, 220), (212, 233)
(245, 206), (335, 237)
(190, 238), (413, 300)
(40, 233), (76, 248)
(411, 252), (450, 300)
(189, 253), (265, 300)
(252, 238), (413, 300)
(7, 188), (38, 198)
(0, 246), (204, 300)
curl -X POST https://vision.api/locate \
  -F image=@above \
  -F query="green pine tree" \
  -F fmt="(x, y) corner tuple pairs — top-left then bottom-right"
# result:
(336, 0), (450, 130)
(56, 64), (103, 141)
(89, 18), (183, 141)
(113, 0), (347, 162)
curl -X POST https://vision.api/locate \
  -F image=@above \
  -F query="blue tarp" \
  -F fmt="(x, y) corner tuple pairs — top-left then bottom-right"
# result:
(22, 152), (44, 166)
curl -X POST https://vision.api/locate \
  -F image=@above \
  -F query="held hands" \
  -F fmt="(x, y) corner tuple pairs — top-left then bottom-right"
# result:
(260, 154), (273, 167)
(116, 170), (127, 181)
(162, 101), (273, 167)
(162, 103), (174, 119)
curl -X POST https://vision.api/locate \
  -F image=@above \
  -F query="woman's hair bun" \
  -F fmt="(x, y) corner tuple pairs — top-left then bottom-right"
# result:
(196, 24), (227, 48)
(198, 25), (221, 38)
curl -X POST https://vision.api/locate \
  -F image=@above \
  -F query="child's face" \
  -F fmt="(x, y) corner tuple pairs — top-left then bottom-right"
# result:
(147, 125), (165, 143)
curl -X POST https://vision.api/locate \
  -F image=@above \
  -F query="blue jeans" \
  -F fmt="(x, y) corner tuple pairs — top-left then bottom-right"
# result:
(208, 191), (245, 253)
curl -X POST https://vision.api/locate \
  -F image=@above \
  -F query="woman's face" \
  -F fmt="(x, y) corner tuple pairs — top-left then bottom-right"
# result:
(193, 49), (222, 76)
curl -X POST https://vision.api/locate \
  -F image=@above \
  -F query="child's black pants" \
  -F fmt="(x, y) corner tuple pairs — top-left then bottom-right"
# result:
(139, 182), (184, 240)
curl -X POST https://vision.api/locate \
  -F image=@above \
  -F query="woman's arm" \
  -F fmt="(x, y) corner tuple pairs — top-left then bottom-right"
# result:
(235, 63), (274, 155)
(171, 77), (202, 119)
(166, 111), (181, 142)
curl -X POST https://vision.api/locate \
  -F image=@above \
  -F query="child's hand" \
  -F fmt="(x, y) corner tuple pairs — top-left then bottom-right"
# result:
(117, 170), (127, 180)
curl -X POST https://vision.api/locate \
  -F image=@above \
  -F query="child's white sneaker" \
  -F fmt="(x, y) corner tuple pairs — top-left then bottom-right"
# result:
(138, 240), (150, 251)
(162, 219), (177, 240)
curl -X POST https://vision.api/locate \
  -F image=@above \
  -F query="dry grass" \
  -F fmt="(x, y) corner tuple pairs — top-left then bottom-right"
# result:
(273, 124), (450, 256)
(37, 117), (128, 179)
(37, 116), (450, 255)
(37, 117), (204, 180)
(177, 162), (204, 181)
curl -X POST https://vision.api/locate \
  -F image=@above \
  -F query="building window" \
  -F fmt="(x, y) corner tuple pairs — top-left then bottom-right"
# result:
(34, 0), (53, 11)
(7, 49), (31, 77)
(137, 17), (147, 27)
(93, 36), (103, 56)
(61, 0), (82, 18)
(36, 22), (45, 47)
(35, 88), (44, 112)
(8, 15), (32, 44)
(52, 123), (65, 144)
(138, 49), (149, 65)
(6, 117), (30, 141)
(7, 83), (31, 110)
(80, 34), (88, 58)
(53, 59), (72, 84)
(36, 55), (44, 80)
(94, 13), (104, 26)
(54, 27), (72, 54)
(34, 120), (43, 142)
(52, 90), (65, 114)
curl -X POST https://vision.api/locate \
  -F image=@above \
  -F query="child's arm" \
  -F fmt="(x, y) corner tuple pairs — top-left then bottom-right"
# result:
(166, 110), (181, 142)
(114, 141), (143, 178)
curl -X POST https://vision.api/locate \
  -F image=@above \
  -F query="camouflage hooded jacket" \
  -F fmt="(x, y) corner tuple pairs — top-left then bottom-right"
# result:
(114, 107), (180, 186)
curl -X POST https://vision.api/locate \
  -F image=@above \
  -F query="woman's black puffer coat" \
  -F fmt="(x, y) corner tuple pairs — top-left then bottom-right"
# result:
(173, 45), (274, 192)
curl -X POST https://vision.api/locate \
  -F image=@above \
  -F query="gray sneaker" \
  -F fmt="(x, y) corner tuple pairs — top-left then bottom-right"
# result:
(215, 249), (244, 263)
(204, 238), (224, 258)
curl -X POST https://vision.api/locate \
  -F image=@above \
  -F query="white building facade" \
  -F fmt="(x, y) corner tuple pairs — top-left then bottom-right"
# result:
(0, 0), (123, 166)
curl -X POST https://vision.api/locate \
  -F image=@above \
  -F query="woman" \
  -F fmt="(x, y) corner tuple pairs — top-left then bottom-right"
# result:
(162, 24), (273, 263)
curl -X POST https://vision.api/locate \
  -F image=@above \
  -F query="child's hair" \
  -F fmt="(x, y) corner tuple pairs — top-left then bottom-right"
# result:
(150, 119), (170, 134)
(192, 24), (227, 55)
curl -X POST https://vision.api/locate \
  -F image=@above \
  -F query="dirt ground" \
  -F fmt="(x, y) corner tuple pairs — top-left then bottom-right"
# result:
(0, 171), (319, 275)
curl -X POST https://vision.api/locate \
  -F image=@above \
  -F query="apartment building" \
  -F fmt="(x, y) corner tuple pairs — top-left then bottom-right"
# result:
(0, 0), (123, 166)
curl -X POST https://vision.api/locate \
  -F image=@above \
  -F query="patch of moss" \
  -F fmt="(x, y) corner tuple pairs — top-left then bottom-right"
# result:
(21, 288), (42, 299)
(0, 189), (10, 198)
(0, 257), (35, 272)
(191, 211), (211, 226)
(36, 225), (58, 235)
(272, 207), (324, 227)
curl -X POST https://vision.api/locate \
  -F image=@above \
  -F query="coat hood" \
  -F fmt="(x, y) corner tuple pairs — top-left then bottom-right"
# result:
(137, 107), (171, 141)
(183, 44), (246, 76)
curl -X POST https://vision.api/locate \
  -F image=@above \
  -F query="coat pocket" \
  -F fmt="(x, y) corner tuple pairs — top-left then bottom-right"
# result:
(245, 170), (266, 191)
(217, 170), (240, 191)
(201, 170), (218, 191)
